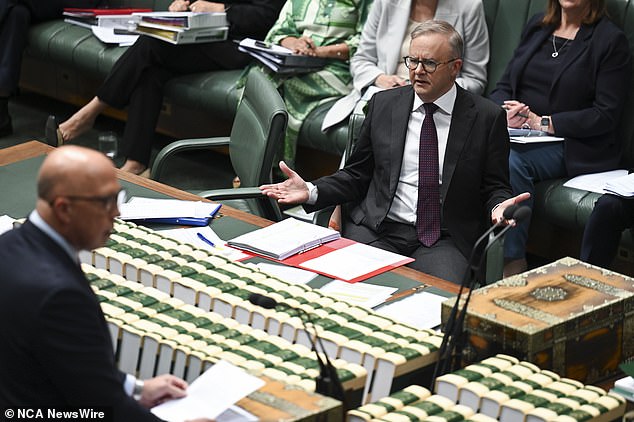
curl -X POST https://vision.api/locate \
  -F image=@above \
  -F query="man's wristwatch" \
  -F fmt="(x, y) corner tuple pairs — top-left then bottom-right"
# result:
(540, 116), (550, 133)
(133, 379), (144, 401)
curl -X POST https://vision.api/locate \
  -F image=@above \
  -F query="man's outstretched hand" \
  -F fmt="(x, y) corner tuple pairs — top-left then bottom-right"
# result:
(260, 161), (310, 204)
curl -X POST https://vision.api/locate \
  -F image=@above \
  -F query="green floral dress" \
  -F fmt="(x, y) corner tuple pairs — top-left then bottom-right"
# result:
(264, 0), (372, 165)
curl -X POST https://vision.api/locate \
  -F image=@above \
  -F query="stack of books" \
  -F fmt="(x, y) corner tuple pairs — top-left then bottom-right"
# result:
(239, 38), (330, 74)
(63, 7), (150, 29)
(132, 11), (228, 44)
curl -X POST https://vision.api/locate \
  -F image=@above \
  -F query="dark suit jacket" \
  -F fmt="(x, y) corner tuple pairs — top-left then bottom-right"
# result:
(490, 13), (632, 176)
(0, 221), (162, 421)
(225, 0), (286, 41)
(308, 85), (512, 259)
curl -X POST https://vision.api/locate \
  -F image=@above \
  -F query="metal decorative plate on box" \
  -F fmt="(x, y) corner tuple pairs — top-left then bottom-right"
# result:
(441, 257), (634, 383)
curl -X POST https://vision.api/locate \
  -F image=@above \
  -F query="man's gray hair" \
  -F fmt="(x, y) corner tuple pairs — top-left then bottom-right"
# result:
(411, 20), (464, 59)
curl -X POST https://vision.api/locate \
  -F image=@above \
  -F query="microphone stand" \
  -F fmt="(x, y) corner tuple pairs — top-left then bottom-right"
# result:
(430, 204), (522, 387)
(248, 294), (346, 403)
(447, 206), (532, 370)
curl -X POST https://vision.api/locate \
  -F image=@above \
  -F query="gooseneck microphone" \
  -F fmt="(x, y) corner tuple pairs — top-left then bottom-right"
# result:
(248, 293), (346, 402)
(431, 204), (530, 386)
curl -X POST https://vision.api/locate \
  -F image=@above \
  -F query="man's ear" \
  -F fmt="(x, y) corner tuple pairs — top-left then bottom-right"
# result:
(51, 197), (73, 225)
(451, 58), (463, 77)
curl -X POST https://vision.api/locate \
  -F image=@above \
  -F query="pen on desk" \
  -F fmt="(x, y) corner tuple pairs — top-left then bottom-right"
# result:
(197, 232), (215, 247)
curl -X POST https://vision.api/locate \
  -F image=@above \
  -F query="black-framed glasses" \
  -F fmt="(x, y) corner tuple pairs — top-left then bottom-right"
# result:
(403, 56), (459, 72)
(62, 189), (127, 212)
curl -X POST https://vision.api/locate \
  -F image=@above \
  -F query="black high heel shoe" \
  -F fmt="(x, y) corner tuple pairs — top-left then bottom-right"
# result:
(45, 115), (64, 147)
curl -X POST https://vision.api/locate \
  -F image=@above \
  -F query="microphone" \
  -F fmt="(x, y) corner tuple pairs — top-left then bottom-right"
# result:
(248, 293), (346, 402)
(431, 203), (524, 386)
(483, 205), (531, 255)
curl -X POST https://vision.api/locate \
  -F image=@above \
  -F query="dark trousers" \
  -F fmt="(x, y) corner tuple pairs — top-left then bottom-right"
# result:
(96, 36), (252, 166)
(0, 0), (100, 95)
(0, 1), (31, 95)
(580, 194), (634, 267)
(342, 217), (468, 284)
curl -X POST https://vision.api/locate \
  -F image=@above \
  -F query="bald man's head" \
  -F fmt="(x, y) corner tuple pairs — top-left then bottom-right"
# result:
(36, 146), (121, 251)
(37, 146), (116, 202)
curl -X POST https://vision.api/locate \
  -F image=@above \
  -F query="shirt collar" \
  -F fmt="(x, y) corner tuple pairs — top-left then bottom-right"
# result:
(412, 83), (457, 115)
(29, 210), (80, 262)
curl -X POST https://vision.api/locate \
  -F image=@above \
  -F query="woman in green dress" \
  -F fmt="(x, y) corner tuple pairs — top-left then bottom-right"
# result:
(263, 0), (372, 166)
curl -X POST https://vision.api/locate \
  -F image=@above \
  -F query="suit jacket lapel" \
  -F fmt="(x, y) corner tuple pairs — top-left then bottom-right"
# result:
(442, 86), (476, 200)
(389, 88), (415, 194)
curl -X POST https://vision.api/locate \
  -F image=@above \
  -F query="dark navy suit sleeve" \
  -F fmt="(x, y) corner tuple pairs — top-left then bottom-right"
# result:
(36, 288), (163, 421)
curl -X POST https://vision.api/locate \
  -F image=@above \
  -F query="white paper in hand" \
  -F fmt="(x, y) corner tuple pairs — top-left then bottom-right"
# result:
(151, 360), (264, 421)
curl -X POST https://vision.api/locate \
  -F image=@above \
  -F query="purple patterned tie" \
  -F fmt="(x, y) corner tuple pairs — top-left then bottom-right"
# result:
(416, 103), (441, 247)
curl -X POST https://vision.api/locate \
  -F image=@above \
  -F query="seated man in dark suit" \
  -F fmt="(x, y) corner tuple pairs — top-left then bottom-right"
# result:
(0, 0), (105, 136)
(0, 146), (211, 422)
(261, 20), (529, 284)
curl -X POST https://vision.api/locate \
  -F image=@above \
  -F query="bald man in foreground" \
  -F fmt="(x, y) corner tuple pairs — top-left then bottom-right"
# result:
(0, 146), (211, 421)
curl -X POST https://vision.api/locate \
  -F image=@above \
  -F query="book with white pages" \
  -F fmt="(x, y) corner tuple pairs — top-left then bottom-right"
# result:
(132, 11), (227, 29)
(227, 217), (340, 260)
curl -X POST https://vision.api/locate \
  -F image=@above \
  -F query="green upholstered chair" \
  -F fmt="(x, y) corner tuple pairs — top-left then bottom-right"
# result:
(150, 68), (288, 221)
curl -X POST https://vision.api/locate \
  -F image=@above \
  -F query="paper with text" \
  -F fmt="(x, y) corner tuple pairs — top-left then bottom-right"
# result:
(563, 169), (628, 194)
(319, 279), (397, 309)
(300, 242), (409, 281)
(256, 262), (318, 284)
(151, 360), (264, 421)
(376, 291), (448, 329)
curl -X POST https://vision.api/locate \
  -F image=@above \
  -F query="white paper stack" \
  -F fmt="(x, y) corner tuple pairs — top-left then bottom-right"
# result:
(604, 172), (634, 197)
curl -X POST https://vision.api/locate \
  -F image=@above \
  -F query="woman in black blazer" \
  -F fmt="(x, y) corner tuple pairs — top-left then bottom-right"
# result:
(489, 0), (631, 276)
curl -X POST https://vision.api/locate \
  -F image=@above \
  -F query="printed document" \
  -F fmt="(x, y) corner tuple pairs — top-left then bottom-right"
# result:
(300, 242), (409, 281)
(563, 169), (628, 194)
(375, 291), (449, 329)
(151, 360), (264, 421)
(319, 279), (397, 309)
(605, 172), (634, 197)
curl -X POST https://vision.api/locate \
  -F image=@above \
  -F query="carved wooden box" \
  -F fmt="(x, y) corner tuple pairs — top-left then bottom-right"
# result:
(440, 257), (634, 383)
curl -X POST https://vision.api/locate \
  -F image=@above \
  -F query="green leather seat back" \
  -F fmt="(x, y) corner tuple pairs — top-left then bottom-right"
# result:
(483, 0), (547, 96)
(229, 68), (288, 187)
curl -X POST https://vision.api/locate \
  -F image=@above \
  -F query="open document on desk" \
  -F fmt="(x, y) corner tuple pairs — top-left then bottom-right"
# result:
(508, 127), (564, 144)
(227, 217), (340, 260)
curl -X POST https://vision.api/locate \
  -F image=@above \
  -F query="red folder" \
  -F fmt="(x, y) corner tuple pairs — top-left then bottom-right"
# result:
(63, 8), (152, 15)
(238, 237), (413, 283)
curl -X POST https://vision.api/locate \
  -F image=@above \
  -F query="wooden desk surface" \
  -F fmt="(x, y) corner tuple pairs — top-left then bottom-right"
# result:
(0, 141), (460, 296)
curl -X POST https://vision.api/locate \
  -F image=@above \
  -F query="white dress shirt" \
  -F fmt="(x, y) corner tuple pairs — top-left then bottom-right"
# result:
(388, 85), (457, 224)
(307, 84), (457, 223)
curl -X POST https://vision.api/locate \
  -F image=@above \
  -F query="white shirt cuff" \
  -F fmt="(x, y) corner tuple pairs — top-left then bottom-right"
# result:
(124, 373), (136, 396)
(306, 182), (318, 205)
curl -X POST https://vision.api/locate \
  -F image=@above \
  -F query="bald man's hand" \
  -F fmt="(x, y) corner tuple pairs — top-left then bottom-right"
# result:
(138, 375), (188, 408)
